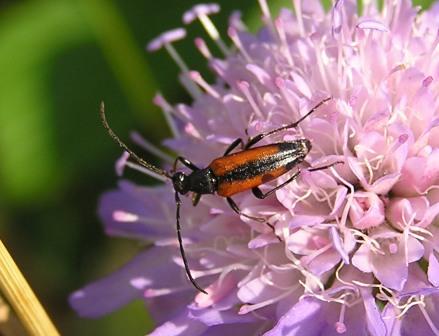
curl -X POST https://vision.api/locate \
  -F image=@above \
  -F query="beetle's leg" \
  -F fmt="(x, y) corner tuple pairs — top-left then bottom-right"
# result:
(226, 197), (265, 222)
(175, 192), (207, 294)
(252, 170), (301, 199)
(308, 161), (343, 172)
(192, 193), (201, 206)
(173, 156), (200, 172)
(227, 198), (281, 241)
(245, 97), (331, 149)
(223, 138), (245, 156)
(252, 161), (343, 199)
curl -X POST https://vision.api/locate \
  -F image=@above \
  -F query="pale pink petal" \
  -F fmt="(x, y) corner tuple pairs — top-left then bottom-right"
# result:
(357, 19), (389, 32)
(288, 215), (325, 228)
(150, 312), (207, 336)
(329, 186), (348, 216)
(237, 275), (281, 305)
(69, 247), (182, 318)
(386, 198), (412, 229)
(418, 201), (439, 227)
(406, 236), (424, 263)
(428, 253), (439, 287)
(248, 233), (279, 249)
(304, 250), (340, 275)
(330, 227), (350, 264)
(352, 243), (373, 273)
(371, 253), (408, 291)
(369, 173), (400, 194)
(359, 287), (387, 336)
(194, 273), (236, 309)
(381, 304), (402, 336)
(349, 192), (385, 229)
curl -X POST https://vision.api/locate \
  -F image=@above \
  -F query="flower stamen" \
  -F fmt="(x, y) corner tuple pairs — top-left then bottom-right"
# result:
(153, 93), (181, 137)
(147, 28), (189, 72)
(189, 71), (221, 99)
(228, 27), (252, 62)
(419, 302), (439, 336)
(194, 37), (212, 59)
(292, 0), (305, 37)
(274, 17), (294, 67)
(350, 229), (381, 253)
(237, 81), (264, 119)
(183, 4), (230, 55)
(239, 285), (300, 314)
(147, 28), (202, 97)
(331, 169), (355, 230)
(257, 0), (275, 34)
(393, 296), (425, 319)
(335, 303), (347, 334)
(130, 131), (174, 163)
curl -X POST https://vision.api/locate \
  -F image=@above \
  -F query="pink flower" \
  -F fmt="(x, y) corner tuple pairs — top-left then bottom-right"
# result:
(349, 192), (385, 230)
(70, 1), (439, 334)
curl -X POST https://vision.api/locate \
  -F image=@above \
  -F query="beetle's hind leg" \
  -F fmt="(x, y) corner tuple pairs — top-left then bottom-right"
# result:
(244, 97), (331, 149)
(251, 170), (300, 241)
(226, 197), (265, 222)
(308, 161), (343, 172)
(227, 197), (282, 241)
(251, 161), (342, 200)
(252, 170), (301, 199)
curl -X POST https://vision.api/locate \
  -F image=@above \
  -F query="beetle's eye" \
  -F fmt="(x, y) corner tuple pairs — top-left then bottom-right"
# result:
(172, 172), (188, 193)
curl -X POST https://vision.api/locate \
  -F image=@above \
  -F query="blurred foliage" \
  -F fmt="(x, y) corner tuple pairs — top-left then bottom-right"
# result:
(0, 0), (435, 335)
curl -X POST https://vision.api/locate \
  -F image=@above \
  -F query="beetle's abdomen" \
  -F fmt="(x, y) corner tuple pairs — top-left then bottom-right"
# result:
(209, 142), (308, 197)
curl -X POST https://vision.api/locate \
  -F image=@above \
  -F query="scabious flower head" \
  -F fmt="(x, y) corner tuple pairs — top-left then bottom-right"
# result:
(70, 1), (439, 335)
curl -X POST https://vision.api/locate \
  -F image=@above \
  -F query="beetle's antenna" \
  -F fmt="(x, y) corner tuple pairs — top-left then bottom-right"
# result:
(294, 96), (332, 126)
(100, 102), (172, 179)
(244, 97), (332, 149)
(175, 192), (207, 294)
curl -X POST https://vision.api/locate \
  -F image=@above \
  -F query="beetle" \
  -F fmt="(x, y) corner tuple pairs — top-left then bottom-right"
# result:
(100, 97), (340, 294)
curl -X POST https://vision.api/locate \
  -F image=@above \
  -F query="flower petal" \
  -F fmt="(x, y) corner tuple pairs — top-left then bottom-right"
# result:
(371, 251), (408, 291)
(356, 19), (389, 32)
(288, 215), (325, 228)
(428, 253), (439, 287)
(330, 227), (350, 264)
(99, 183), (174, 240)
(69, 247), (182, 318)
(360, 287), (386, 336)
(149, 311), (207, 336)
(264, 298), (323, 336)
(352, 243), (373, 273)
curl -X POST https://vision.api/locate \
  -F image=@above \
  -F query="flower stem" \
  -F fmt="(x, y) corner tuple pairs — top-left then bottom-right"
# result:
(0, 240), (59, 336)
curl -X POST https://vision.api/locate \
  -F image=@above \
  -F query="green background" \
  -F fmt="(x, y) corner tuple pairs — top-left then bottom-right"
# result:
(0, 0), (433, 334)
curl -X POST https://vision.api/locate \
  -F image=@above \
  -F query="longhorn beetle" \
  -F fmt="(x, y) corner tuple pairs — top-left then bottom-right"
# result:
(100, 97), (340, 294)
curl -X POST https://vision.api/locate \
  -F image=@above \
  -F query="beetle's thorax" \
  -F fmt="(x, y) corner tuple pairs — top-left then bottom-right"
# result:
(187, 168), (218, 194)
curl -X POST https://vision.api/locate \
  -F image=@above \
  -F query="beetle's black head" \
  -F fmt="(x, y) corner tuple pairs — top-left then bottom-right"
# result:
(172, 172), (189, 194)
